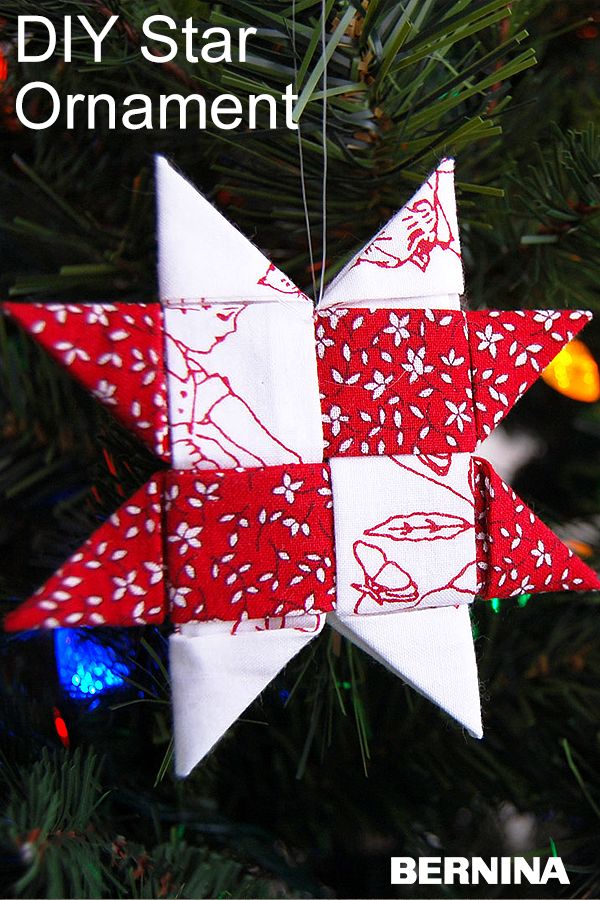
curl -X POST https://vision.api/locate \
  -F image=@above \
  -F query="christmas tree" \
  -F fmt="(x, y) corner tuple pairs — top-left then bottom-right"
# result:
(1, 1), (600, 897)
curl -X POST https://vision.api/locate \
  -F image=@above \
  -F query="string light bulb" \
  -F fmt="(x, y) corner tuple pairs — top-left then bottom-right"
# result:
(54, 630), (131, 702)
(541, 339), (600, 403)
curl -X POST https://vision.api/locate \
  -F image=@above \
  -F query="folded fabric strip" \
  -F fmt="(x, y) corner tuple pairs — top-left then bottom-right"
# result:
(3, 302), (170, 460)
(4, 478), (166, 631)
(473, 456), (599, 598)
(6, 302), (591, 464)
(317, 307), (592, 454)
(165, 465), (335, 624)
(154, 157), (330, 771)
(163, 302), (323, 470)
(5, 456), (598, 630)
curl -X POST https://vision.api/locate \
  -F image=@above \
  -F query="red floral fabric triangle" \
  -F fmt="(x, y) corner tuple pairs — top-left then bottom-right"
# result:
(4, 477), (166, 631)
(473, 457), (600, 599)
(467, 310), (592, 441)
(5, 303), (170, 460)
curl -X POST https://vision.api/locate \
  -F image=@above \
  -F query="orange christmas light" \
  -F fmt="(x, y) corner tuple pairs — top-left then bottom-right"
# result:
(541, 338), (600, 402)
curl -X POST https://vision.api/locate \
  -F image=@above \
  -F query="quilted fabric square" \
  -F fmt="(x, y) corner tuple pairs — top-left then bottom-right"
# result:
(330, 453), (476, 615)
(165, 464), (336, 624)
(316, 308), (475, 456)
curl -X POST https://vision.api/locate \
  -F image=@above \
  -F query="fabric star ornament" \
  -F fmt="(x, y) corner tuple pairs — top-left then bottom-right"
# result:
(3, 156), (599, 777)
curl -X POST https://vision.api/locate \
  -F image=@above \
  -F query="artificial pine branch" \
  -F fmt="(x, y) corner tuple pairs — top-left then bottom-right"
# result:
(1, 749), (298, 898)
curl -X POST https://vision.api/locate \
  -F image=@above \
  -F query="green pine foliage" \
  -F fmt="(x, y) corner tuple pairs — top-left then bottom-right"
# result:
(1, 749), (292, 898)
(1, 1), (600, 898)
(0, 0), (543, 300)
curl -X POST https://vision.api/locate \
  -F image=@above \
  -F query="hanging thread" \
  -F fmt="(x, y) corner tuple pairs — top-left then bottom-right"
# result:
(292, 0), (318, 301)
(318, 0), (329, 305)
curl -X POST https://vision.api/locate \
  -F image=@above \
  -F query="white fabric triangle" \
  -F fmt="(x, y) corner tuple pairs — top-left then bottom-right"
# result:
(170, 627), (320, 776)
(320, 158), (463, 309)
(155, 156), (306, 304)
(327, 605), (482, 738)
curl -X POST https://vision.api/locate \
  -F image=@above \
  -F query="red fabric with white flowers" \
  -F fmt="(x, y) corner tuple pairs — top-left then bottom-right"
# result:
(3, 297), (599, 632)
(5, 303), (170, 460)
(316, 307), (592, 457)
(468, 310), (591, 441)
(165, 465), (336, 624)
(4, 478), (166, 631)
(7, 303), (590, 464)
(473, 457), (600, 599)
(316, 308), (475, 456)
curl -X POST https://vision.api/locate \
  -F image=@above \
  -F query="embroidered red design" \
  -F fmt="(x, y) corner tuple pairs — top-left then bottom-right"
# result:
(365, 511), (472, 542)
(165, 304), (304, 468)
(418, 560), (479, 608)
(338, 454), (479, 616)
(419, 454), (452, 477)
(257, 263), (308, 298)
(352, 541), (419, 613)
(353, 165), (460, 273)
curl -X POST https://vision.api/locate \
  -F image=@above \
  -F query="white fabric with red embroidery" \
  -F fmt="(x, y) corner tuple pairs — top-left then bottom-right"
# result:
(156, 156), (482, 772)
(321, 158), (464, 307)
(318, 159), (482, 743)
(155, 155), (593, 771)
(156, 156), (309, 304)
(330, 454), (477, 617)
(4, 156), (598, 778)
(156, 157), (326, 774)
(156, 159), (322, 473)
(163, 303), (322, 470)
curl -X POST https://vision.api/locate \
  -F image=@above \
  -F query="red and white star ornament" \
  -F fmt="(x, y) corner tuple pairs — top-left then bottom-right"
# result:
(3, 157), (599, 776)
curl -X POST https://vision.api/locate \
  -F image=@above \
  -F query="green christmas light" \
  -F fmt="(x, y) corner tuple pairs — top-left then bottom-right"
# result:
(490, 594), (532, 613)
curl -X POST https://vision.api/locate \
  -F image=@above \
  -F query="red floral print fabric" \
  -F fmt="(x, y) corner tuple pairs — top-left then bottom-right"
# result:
(316, 308), (475, 456)
(4, 303), (170, 460)
(468, 310), (592, 441)
(165, 464), (336, 625)
(4, 477), (166, 631)
(473, 457), (600, 599)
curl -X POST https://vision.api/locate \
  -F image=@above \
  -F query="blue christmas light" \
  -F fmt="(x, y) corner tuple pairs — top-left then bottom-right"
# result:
(54, 629), (132, 700)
